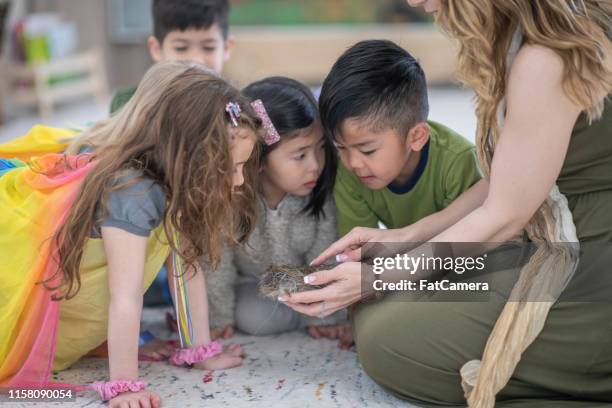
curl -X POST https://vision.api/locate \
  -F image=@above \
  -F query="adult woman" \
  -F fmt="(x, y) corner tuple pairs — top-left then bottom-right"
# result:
(282, 1), (612, 406)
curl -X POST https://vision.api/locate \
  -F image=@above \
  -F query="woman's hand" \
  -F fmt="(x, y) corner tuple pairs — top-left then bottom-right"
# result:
(280, 262), (369, 318)
(310, 227), (414, 266)
(193, 344), (245, 370)
(109, 390), (161, 408)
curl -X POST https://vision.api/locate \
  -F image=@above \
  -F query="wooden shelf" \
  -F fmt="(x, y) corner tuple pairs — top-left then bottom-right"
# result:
(1, 49), (109, 119)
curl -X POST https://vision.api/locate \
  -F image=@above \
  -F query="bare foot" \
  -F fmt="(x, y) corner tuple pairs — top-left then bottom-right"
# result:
(211, 325), (235, 340)
(165, 312), (178, 332)
(138, 338), (176, 361)
(308, 323), (354, 349)
(86, 336), (177, 361)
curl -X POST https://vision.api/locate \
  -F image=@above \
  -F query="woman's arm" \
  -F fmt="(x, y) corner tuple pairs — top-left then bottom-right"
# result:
(103, 226), (148, 381)
(310, 179), (488, 265)
(407, 178), (489, 241)
(432, 44), (581, 243)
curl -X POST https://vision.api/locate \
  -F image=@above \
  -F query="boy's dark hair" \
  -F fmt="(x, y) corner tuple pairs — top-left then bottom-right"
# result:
(319, 40), (429, 141)
(153, 0), (230, 42)
(243, 77), (337, 219)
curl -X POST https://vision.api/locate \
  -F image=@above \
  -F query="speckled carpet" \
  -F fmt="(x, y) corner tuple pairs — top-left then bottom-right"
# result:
(8, 307), (416, 408)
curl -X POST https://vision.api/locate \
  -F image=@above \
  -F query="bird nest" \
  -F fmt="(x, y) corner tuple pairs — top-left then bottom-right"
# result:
(259, 264), (333, 299)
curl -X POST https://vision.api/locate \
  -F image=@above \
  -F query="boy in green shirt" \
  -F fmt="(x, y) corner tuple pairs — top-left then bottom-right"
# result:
(319, 40), (482, 237)
(110, 0), (233, 114)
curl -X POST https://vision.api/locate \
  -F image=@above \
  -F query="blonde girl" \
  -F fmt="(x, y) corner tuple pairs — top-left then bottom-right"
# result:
(0, 61), (262, 408)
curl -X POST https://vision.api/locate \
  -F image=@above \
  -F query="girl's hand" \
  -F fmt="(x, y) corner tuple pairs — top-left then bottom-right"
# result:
(280, 262), (368, 318)
(211, 325), (235, 340)
(192, 344), (246, 370)
(108, 390), (161, 408)
(310, 227), (413, 266)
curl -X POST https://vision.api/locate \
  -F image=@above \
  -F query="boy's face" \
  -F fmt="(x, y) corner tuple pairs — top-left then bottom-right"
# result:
(148, 24), (232, 74)
(336, 118), (429, 190)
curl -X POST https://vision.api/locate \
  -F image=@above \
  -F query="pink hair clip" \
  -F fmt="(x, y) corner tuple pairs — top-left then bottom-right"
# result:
(225, 101), (242, 127)
(251, 99), (280, 146)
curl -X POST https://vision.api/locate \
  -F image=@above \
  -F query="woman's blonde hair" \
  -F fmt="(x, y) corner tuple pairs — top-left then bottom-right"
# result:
(434, 1), (611, 407)
(438, 0), (611, 171)
(51, 61), (261, 299)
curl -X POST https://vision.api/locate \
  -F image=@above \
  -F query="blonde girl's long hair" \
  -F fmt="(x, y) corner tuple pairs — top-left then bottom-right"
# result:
(51, 61), (261, 300)
(434, 1), (611, 407)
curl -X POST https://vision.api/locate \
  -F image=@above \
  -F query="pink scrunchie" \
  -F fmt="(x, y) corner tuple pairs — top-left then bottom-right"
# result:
(90, 379), (146, 401)
(169, 340), (223, 366)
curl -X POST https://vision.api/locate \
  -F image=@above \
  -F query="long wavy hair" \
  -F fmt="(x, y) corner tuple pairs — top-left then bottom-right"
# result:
(51, 61), (261, 300)
(433, 1), (612, 407)
(437, 0), (611, 172)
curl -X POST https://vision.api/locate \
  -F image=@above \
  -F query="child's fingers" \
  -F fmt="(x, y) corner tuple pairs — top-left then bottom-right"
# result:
(224, 355), (244, 368)
(139, 396), (152, 408)
(307, 326), (321, 339)
(226, 344), (245, 357)
(151, 393), (162, 408)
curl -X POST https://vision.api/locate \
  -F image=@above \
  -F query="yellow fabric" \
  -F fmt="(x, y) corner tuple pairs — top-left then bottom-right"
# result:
(0, 125), (76, 161)
(53, 227), (170, 370)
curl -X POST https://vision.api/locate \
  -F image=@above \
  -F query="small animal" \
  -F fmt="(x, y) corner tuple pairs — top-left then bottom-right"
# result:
(259, 264), (334, 298)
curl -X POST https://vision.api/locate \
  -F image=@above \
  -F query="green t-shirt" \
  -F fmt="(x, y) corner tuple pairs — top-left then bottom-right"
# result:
(109, 85), (137, 114)
(334, 121), (481, 236)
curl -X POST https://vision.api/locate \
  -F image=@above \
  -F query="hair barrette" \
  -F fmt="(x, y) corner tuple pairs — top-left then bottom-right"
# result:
(250, 99), (280, 146)
(225, 102), (242, 127)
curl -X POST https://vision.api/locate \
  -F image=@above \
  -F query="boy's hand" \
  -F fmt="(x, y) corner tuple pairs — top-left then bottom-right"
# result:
(109, 390), (161, 408)
(192, 344), (246, 370)
(211, 325), (234, 340)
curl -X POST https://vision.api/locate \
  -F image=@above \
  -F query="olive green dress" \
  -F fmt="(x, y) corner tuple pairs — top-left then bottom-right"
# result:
(353, 98), (612, 407)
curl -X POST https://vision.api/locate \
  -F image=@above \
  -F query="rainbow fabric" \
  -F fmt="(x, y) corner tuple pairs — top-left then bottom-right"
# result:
(0, 125), (77, 162)
(171, 234), (194, 348)
(0, 154), (97, 388)
(0, 126), (193, 391)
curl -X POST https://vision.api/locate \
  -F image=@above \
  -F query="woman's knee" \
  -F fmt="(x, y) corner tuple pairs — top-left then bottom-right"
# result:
(353, 300), (471, 405)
